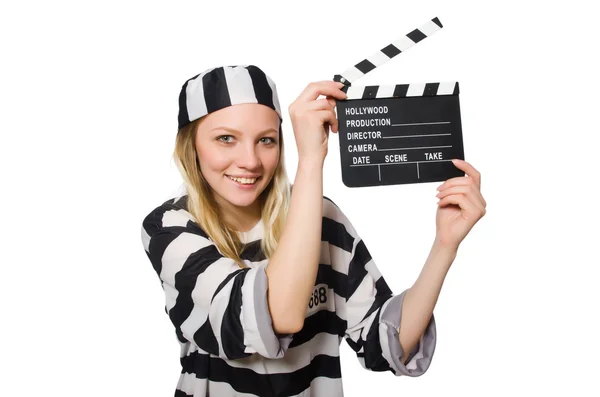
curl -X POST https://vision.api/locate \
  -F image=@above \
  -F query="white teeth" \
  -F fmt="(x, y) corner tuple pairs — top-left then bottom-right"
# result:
(227, 175), (258, 184)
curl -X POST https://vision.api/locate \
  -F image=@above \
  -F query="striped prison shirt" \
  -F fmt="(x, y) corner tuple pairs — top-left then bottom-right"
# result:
(141, 193), (437, 397)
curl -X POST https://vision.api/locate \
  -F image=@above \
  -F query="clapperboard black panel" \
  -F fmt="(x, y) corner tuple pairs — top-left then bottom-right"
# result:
(332, 16), (466, 188)
(336, 85), (465, 187)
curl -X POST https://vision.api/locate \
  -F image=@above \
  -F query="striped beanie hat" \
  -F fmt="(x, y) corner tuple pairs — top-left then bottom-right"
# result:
(177, 65), (282, 130)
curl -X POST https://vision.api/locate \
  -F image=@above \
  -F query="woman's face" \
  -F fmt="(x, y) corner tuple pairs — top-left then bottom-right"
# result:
(195, 103), (281, 211)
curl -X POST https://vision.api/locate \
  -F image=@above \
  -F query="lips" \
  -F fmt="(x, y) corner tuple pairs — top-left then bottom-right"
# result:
(226, 175), (261, 185)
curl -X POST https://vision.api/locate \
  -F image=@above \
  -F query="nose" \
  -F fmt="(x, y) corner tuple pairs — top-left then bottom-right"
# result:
(235, 141), (261, 170)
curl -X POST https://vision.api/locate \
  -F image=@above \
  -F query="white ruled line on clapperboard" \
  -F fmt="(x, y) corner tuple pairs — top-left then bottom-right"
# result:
(333, 17), (460, 182)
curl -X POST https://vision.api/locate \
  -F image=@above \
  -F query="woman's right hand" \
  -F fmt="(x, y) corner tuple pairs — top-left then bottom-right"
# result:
(288, 81), (347, 165)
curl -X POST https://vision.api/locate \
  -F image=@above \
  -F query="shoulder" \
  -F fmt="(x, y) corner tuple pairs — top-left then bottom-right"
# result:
(141, 194), (208, 239)
(322, 195), (347, 220)
(321, 195), (358, 238)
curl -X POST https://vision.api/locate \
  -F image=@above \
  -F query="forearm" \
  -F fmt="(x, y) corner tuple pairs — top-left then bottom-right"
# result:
(266, 159), (323, 333)
(398, 239), (457, 364)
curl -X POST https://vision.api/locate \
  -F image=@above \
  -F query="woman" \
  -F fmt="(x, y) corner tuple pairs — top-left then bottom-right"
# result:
(141, 65), (486, 397)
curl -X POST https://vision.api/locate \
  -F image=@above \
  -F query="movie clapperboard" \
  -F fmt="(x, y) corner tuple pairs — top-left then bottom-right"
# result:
(333, 17), (465, 188)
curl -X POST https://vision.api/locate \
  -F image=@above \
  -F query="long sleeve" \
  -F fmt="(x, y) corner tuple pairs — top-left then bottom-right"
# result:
(140, 201), (293, 360)
(323, 198), (437, 377)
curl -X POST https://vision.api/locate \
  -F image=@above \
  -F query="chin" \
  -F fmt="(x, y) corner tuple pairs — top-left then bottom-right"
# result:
(214, 177), (266, 208)
(225, 195), (259, 208)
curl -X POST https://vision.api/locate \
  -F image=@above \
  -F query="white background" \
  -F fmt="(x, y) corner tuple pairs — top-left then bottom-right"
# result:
(2, 0), (598, 395)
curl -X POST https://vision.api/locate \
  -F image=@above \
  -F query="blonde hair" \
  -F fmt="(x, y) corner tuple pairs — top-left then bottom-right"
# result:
(172, 117), (291, 268)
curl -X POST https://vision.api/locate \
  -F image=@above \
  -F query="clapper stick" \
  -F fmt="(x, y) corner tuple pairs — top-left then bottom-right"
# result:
(333, 17), (443, 87)
(331, 16), (466, 188)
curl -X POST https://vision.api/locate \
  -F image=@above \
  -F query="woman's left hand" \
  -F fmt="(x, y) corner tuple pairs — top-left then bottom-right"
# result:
(434, 159), (487, 250)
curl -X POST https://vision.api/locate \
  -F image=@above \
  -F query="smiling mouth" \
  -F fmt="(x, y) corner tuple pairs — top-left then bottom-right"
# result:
(226, 175), (261, 185)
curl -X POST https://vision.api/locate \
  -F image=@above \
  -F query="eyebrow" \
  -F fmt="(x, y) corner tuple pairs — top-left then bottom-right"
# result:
(209, 127), (278, 134)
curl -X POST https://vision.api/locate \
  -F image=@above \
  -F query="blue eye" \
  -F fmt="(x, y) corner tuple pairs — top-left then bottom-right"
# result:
(217, 135), (234, 143)
(217, 135), (276, 144)
(260, 137), (276, 144)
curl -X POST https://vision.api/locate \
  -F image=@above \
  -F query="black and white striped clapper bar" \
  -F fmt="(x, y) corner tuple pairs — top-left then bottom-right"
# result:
(333, 17), (465, 188)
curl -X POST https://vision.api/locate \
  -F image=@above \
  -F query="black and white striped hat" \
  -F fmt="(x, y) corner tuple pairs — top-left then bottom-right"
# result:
(177, 65), (282, 130)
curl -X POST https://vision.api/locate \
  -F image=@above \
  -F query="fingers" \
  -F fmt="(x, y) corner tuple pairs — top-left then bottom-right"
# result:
(325, 96), (337, 108)
(438, 193), (486, 219)
(437, 177), (486, 208)
(450, 159), (481, 188)
(315, 109), (338, 133)
(296, 97), (339, 133)
(437, 176), (470, 192)
(288, 81), (345, 149)
(436, 185), (486, 213)
(305, 98), (335, 111)
(295, 81), (347, 103)
(436, 185), (470, 199)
